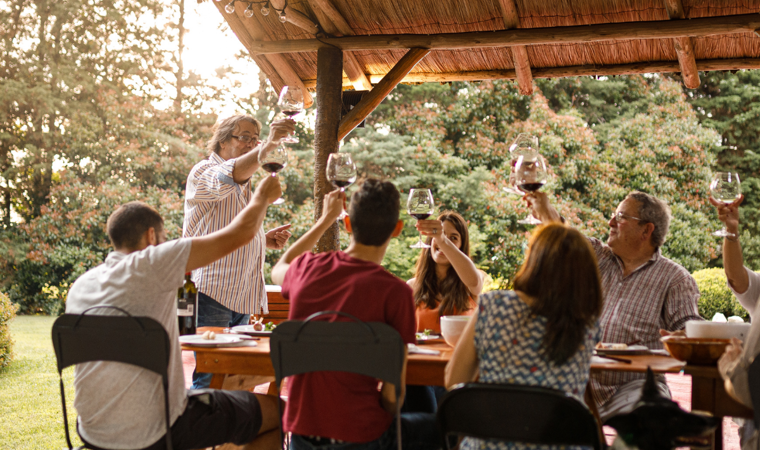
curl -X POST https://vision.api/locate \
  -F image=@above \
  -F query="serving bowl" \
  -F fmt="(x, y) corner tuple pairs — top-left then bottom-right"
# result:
(685, 320), (750, 342)
(440, 315), (471, 347)
(661, 336), (731, 365)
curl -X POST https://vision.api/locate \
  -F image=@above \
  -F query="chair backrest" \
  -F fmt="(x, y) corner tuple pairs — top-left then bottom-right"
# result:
(748, 356), (760, 428)
(269, 310), (405, 450)
(437, 383), (603, 450)
(52, 306), (173, 450)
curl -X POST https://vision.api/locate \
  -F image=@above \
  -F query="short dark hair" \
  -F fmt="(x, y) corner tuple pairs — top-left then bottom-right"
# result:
(107, 201), (164, 249)
(348, 179), (400, 246)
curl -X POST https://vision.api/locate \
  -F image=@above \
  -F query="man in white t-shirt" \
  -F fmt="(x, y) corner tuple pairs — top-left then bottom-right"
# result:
(65, 175), (282, 450)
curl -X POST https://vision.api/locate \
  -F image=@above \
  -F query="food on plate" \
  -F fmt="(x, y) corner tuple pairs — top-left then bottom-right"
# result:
(596, 342), (627, 350)
(264, 321), (276, 331)
(201, 330), (216, 340)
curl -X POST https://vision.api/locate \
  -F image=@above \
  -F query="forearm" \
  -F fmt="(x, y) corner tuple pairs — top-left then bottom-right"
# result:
(231, 141), (277, 183)
(724, 239), (749, 294)
(271, 216), (335, 284)
(438, 238), (483, 296)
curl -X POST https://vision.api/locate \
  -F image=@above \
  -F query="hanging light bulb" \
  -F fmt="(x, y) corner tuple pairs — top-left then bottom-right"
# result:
(260, 2), (270, 15)
(244, 3), (254, 17)
(279, 10), (287, 22)
(224, 1), (235, 13)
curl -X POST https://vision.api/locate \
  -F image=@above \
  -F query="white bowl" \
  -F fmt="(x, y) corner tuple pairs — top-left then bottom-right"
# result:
(685, 320), (751, 342)
(440, 315), (471, 347)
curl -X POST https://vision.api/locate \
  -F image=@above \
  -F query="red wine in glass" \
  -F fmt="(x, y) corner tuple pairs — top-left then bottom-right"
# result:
(262, 162), (284, 174)
(331, 179), (353, 189)
(518, 182), (545, 192)
(411, 213), (431, 220)
(282, 110), (300, 117)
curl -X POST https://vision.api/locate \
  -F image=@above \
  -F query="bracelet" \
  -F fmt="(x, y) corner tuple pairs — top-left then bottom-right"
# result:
(725, 235), (739, 242)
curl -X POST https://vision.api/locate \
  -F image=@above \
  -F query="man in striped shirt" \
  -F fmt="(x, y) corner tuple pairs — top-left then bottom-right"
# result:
(528, 191), (701, 422)
(184, 114), (294, 389)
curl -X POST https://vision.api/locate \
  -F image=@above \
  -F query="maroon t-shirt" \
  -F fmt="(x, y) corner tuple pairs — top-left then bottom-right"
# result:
(281, 251), (416, 443)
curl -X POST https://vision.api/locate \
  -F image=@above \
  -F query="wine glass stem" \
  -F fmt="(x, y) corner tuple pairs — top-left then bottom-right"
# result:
(271, 172), (276, 177)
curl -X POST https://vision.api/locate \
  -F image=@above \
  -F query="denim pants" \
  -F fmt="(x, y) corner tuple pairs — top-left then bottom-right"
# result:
(191, 292), (250, 389)
(290, 413), (440, 450)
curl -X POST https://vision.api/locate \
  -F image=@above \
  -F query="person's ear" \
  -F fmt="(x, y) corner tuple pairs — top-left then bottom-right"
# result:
(343, 216), (352, 233)
(642, 223), (655, 242)
(147, 227), (158, 246)
(391, 220), (404, 237)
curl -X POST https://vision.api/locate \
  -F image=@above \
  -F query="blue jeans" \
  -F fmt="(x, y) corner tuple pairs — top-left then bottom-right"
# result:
(191, 292), (250, 389)
(290, 413), (440, 450)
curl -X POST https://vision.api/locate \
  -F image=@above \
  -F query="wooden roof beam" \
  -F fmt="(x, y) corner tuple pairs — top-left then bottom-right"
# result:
(247, 13), (760, 54)
(302, 58), (760, 88)
(338, 48), (430, 140)
(215, 1), (314, 107)
(664, 0), (700, 89)
(305, 0), (372, 91)
(496, 0), (532, 95)
(269, 0), (320, 35)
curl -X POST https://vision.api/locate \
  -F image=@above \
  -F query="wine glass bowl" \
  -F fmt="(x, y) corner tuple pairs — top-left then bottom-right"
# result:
(710, 172), (741, 238)
(407, 189), (435, 249)
(505, 133), (540, 197)
(260, 146), (288, 205)
(515, 154), (548, 225)
(277, 86), (304, 144)
(326, 153), (357, 219)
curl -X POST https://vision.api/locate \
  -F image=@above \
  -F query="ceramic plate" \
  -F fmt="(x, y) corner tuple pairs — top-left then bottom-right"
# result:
(595, 344), (650, 356)
(231, 325), (274, 336)
(179, 334), (244, 347)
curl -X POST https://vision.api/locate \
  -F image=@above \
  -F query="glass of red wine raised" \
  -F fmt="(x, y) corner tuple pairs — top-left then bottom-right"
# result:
(259, 146), (288, 205)
(515, 154), (548, 225)
(277, 86), (304, 144)
(326, 153), (357, 220)
(407, 188), (435, 249)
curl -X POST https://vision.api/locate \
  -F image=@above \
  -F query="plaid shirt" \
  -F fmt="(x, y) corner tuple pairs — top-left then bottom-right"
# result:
(183, 153), (268, 315)
(587, 237), (701, 407)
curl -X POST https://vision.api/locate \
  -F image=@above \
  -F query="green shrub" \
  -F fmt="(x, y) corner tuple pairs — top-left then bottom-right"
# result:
(0, 291), (18, 371)
(693, 268), (750, 322)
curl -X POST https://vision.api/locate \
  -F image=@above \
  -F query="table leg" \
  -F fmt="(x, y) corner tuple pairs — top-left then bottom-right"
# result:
(691, 375), (722, 450)
(209, 373), (225, 389)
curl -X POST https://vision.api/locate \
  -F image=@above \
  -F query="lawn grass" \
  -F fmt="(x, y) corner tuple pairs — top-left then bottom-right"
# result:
(0, 315), (83, 449)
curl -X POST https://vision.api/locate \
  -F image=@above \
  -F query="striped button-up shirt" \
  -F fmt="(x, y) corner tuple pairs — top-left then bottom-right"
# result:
(587, 237), (701, 407)
(183, 153), (268, 315)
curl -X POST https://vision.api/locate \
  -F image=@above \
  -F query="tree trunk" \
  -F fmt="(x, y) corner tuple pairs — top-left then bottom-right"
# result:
(174, 0), (185, 115)
(313, 47), (343, 252)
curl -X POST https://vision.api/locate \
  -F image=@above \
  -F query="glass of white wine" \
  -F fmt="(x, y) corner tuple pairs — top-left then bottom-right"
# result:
(709, 172), (741, 238)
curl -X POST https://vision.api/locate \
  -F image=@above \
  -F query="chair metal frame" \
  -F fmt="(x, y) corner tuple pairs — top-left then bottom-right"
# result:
(52, 305), (173, 450)
(437, 382), (604, 450)
(269, 310), (405, 450)
(748, 355), (760, 428)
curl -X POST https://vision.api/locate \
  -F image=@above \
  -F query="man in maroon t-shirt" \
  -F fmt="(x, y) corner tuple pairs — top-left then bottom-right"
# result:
(272, 179), (439, 450)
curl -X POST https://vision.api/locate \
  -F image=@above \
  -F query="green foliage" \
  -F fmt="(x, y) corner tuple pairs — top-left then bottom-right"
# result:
(0, 291), (17, 371)
(692, 268), (749, 321)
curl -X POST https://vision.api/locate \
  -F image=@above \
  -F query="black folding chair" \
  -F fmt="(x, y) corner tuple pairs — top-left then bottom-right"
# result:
(52, 306), (173, 450)
(437, 383), (604, 450)
(269, 310), (405, 450)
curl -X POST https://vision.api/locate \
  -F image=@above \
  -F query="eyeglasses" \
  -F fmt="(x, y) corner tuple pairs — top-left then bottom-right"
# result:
(610, 211), (644, 223)
(231, 135), (260, 144)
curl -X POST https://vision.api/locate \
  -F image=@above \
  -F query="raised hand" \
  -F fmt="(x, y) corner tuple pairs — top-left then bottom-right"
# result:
(709, 194), (743, 236)
(266, 224), (293, 250)
(253, 174), (283, 204)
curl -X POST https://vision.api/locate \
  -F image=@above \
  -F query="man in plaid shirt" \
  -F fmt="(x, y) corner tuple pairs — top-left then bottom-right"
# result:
(528, 191), (701, 422)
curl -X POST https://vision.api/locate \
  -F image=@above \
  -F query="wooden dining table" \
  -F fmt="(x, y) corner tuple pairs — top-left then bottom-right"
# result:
(185, 330), (753, 450)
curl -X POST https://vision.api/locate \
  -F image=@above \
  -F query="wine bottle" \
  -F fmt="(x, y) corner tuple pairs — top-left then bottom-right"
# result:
(177, 272), (198, 335)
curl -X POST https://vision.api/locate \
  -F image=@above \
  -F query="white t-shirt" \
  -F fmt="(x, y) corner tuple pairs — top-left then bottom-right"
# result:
(65, 239), (191, 449)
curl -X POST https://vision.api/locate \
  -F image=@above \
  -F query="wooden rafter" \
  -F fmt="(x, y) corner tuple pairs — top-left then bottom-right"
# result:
(215, 1), (314, 107)
(338, 48), (430, 140)
(301, 58), (760, 89)
(305, 0), (372, 91)
(269, 0), (319, 35)
(496, 0), (532, 95)
(664, 0), (700, 89)
(247, 13), (760, 54)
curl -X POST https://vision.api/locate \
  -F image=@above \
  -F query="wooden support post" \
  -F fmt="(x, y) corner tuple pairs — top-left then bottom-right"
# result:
(313, 46), (343, 252)
(663, 0), (700, 89)
(269, 0), (320, 35)
(496, 0), (532, 95)
(338, 48), (430, 140)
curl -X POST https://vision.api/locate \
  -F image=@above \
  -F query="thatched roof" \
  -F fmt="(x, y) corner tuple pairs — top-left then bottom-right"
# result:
(211, 0), (760, 103)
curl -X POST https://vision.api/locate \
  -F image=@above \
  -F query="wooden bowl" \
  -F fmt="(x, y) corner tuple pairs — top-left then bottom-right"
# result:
(661, 337), (730, 365)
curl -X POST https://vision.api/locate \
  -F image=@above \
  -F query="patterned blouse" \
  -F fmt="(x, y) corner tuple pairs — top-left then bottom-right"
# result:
(460, 290), (599, 450)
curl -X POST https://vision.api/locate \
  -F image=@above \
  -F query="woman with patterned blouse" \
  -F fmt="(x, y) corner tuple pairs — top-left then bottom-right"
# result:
(445, 223), (603, 450)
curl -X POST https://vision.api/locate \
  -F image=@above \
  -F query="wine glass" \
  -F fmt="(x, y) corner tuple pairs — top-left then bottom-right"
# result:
(259, 146), (288, 205)
(407, 189), (435, 249)
(277, 86), (304, 144)
(515, 154), (548, 225)
(504, 133), (539, 197)
(710, 172), (741, 238)
(326, 153), (357, 219)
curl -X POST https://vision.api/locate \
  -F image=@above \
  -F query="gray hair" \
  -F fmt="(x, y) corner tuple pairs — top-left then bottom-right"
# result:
(624, 191), (671, 248)
(206, 114), (261, 155)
